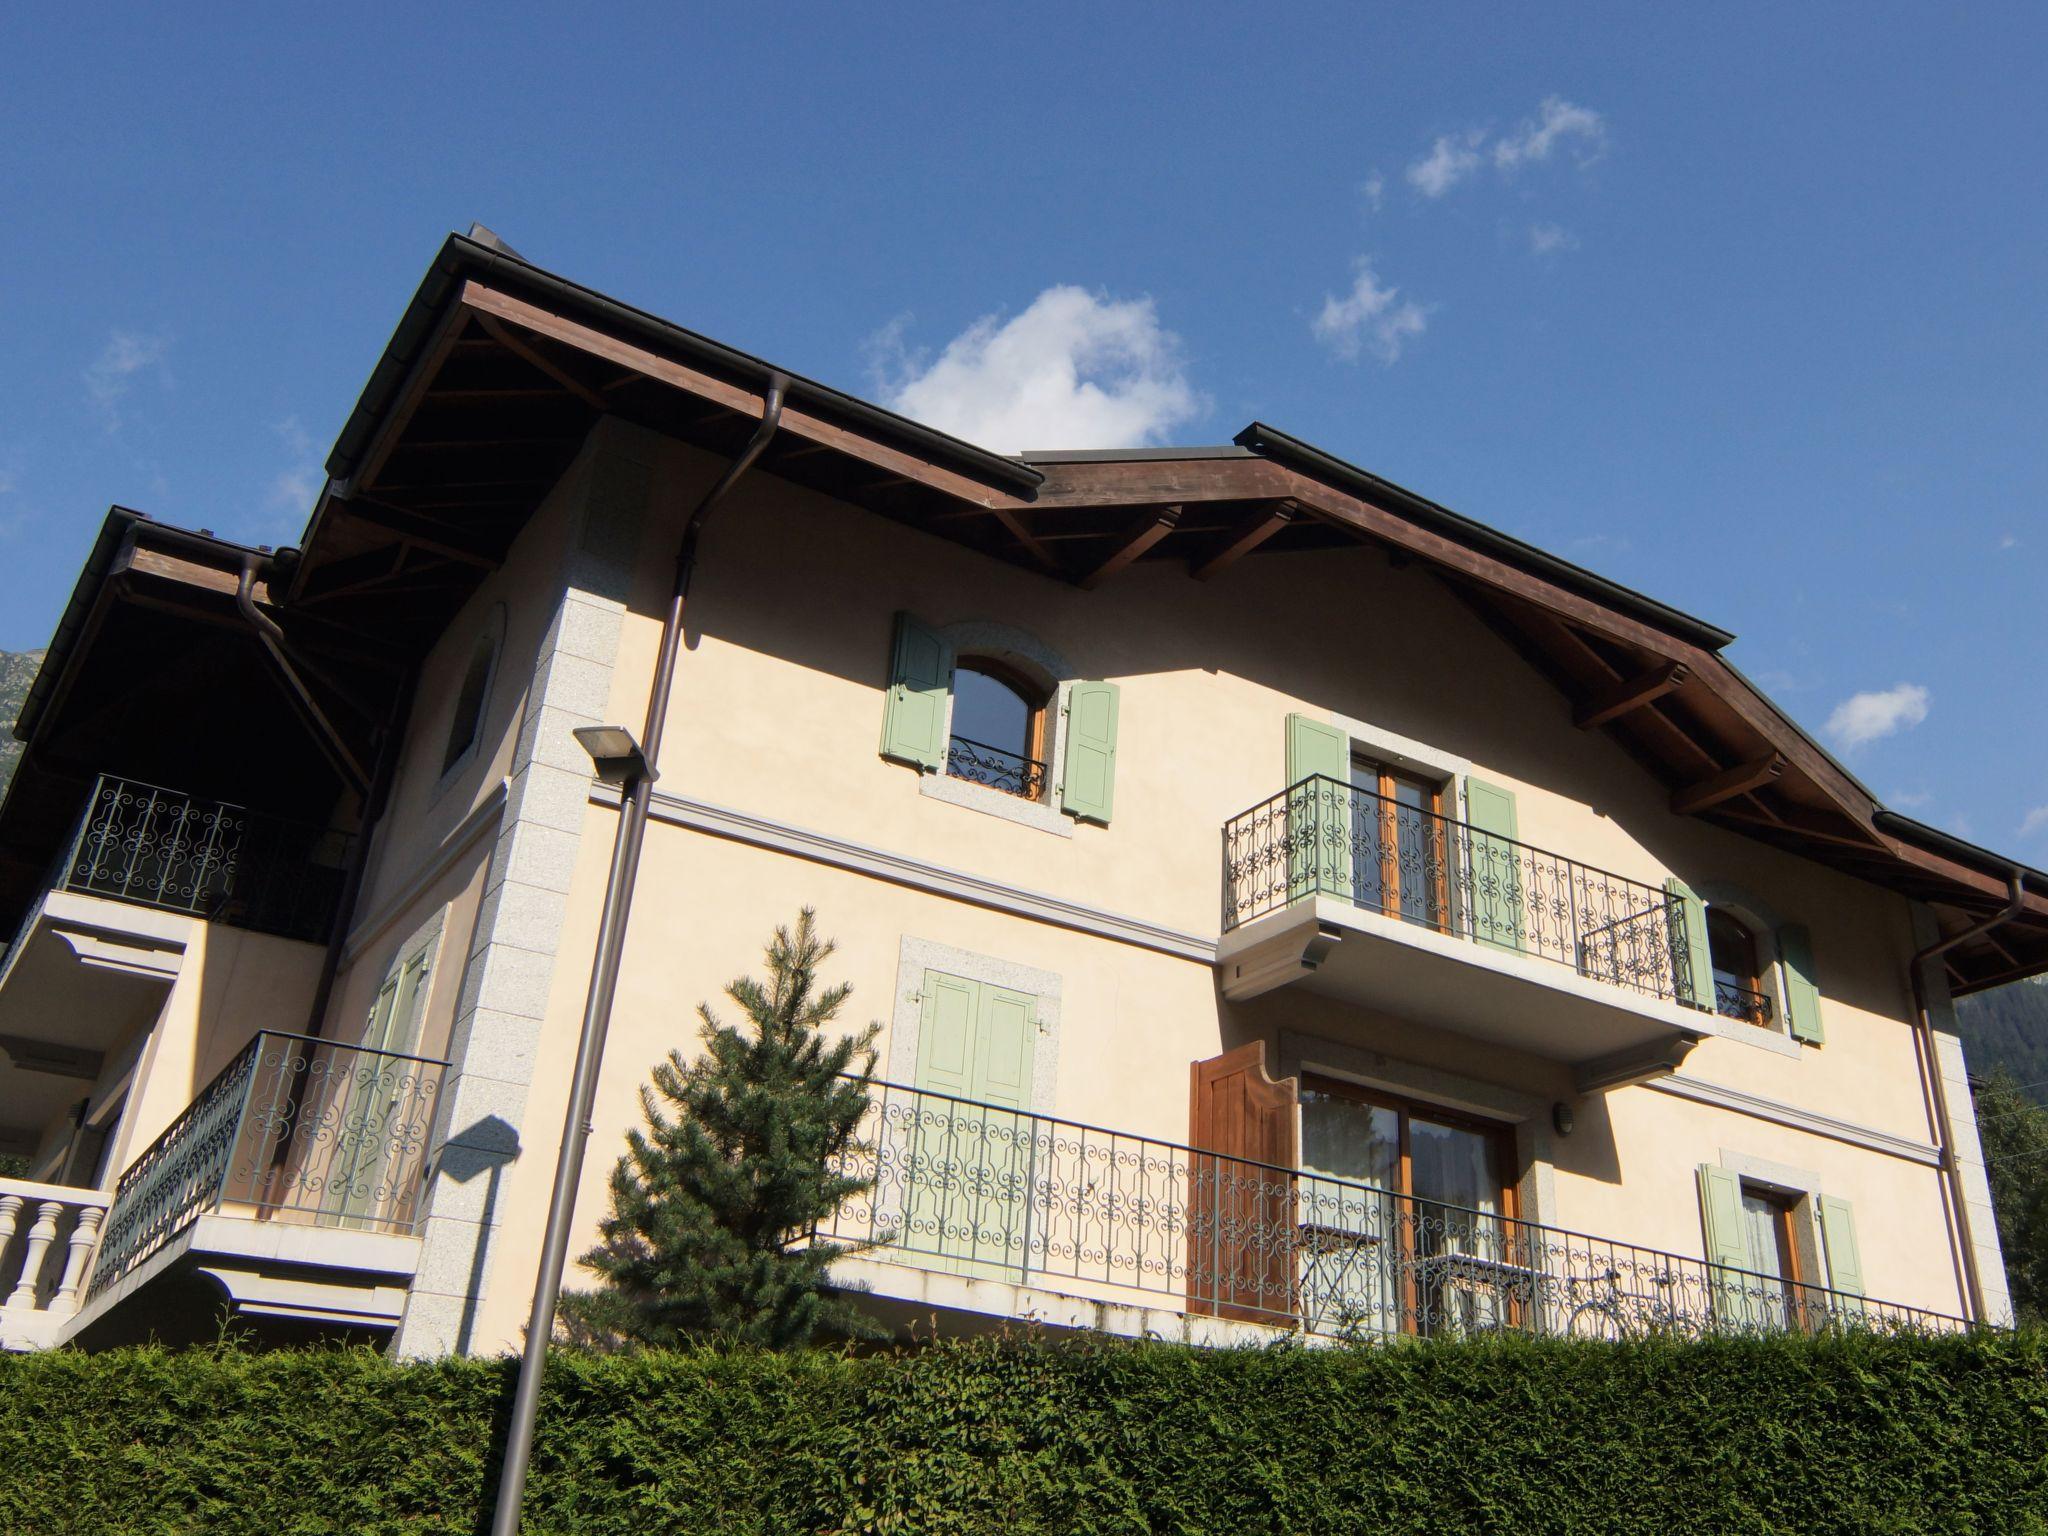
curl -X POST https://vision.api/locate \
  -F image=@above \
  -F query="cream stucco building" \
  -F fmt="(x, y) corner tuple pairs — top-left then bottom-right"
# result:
(3, 230), (2040, 1355)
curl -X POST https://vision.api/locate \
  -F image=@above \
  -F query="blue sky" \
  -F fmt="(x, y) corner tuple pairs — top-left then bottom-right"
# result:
(2, 3), (2043, 854)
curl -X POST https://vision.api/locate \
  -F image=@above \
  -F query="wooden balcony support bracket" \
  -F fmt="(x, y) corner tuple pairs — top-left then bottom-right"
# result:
(1575, 659), (1692, 729)
(1081, 505), (1183, 590)
(1672, 752), (1786, 816)
(1191, 501), (1297, 581)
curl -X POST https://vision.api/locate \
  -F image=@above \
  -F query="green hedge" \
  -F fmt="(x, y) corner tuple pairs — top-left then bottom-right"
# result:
(5, 1332), (2046, 1534)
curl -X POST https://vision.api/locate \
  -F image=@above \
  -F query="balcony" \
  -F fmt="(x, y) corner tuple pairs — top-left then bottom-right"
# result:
(22, 1032), (449, 1349)
(818, 1079), (1963, 1343)
(1216, 777), (1710, 1089)
(0, 1181), (109, 1350)
(52, 775), (354, 945)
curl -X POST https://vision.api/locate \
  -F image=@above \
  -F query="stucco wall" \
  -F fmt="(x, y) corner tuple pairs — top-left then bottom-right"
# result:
(106, 924), (325, 1178)
(386, 434), (1975, 1351)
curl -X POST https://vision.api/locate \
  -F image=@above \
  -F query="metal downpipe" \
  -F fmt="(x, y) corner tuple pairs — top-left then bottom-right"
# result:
(489, 377), (788, 1536)
(1908, 867), (2026, 1322)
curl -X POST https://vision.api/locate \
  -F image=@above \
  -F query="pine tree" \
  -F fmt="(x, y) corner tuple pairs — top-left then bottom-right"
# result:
(559, 908), (882, 1349)
(1975, 1067), (2048, 1325)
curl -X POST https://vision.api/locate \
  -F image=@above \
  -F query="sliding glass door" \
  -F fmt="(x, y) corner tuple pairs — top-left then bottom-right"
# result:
(1298, 1077), (1517, 1338)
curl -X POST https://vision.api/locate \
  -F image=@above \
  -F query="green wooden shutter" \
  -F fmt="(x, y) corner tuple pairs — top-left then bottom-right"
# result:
(1665, 878), (1714, 1011)
(1464, 778), (1525, 953)
(1284, 714), (1350, 901)
(971, 985), (1037, 1110)
(914, 972), (980, 1099)
(910, 971), (1036, 1281)
(1777, 924), (1825, 1044)
(1818, 1195), (1866, 1318)
(879, 612), (952, 771)
(1059, 681), (1119, 825)
(1697, 1164), (1755, 1329)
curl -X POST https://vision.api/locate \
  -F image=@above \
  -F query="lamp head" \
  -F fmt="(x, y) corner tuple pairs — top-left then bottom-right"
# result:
(572, 725), (655, 786)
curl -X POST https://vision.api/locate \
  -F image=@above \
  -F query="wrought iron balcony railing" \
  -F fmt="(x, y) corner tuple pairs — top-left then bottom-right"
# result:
(86, 1031), (446, 1301)
(946, 735), (1048, 800)
(1222, 775), (1695, 1005)
(1715, 979), (1776, 1027)
(817, 1078), (1966, 1341)
(59, 775), (354, 944)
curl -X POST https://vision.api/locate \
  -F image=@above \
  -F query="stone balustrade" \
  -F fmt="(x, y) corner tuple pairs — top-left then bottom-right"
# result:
(0, 1177), (110, 1350)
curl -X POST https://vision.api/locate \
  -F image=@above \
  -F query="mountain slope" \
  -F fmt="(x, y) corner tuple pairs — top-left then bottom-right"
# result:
(0, 649), (43, 805)
(1956, 976), (2048, 1105)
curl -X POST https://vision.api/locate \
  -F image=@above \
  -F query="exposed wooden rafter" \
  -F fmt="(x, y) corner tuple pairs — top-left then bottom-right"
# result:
(992, 509), (1060, 573)
(329, 497), (505, 570)
(474, 313), (610, 408)
(1672, 752), (1785, 816)
(1575, 660), (1691, 729)
(1081, 506), (1182, 590)
(1192, 502), (1296, 581)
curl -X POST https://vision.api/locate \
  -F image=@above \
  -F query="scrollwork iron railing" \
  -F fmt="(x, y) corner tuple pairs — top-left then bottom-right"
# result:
(59, 775), (353, 943)
(817, 1078), (1966, 1341)
(1221, 775), (1694, 1005)
(946, 735), (1048, 800)
(85, 1031), (446, 1300)
(1714, 979), (1776, 1027)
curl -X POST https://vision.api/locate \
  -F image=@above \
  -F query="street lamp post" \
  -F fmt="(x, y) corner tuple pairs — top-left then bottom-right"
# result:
(486, 724), (655, 1536)
(484, 372), (785, 1535)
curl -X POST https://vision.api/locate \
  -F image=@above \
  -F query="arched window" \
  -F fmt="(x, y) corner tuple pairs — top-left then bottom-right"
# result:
(1707, 908), (1774, 1027)
(947, 657), (1049, 800)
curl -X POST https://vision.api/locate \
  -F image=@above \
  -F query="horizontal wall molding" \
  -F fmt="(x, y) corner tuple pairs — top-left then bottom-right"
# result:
(600, 784), (1218, 964)
(341, 779), (509, 968)
(1647, 1072), (1940, 1166)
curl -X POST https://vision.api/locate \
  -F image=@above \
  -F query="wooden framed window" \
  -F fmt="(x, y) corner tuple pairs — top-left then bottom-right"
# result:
(1738, 1182), (1806, 1329)
(1298, 1075), (1519, 1337)
(1706, 909), (1774, 1026)
(1349, 757), (1452, 931)
(947, 657), (1050, 801)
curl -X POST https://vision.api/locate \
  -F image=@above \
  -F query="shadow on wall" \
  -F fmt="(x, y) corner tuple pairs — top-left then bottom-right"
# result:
(425, 1109), (521, 1357)
(664, 465), (1911, 1026)
(1216, 989), (1627, 1192)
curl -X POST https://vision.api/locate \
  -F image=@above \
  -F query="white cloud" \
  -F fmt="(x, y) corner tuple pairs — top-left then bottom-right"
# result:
(1530, 222), (1578, 255)
(264, 415), (322, 521)
(1825, 683), (1930, 749)
(1312, 259), (1430, 364)
(84, 330), (171, 428)
(2021, 806), (2048, 840)
(870, 287), (1203, 453)
(1405, 98), (1606, 202)
(1493, 96), (1606, 171)
(1999, 532), (2020, 550)
(1407, 131), (1485, 198)
(1888, 790), (1933, 810)
(1363, 171), (1386, 212)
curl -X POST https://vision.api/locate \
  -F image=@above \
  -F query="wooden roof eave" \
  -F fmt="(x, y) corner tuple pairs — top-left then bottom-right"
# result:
(282, 255), (2048, 974)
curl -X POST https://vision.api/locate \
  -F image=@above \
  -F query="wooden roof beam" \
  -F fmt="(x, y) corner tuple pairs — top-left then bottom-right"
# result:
(1576, 660), (1692, 729)
(1192, 503), (1296, 581)
(474, 313), (610, 409)
(1081, 506), (1182, 590)
(1673, 752), (1785, 816)
(460, 280), (1019, 510)
(993, 509), (1061, 574)
(330, 497), (505, 570)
